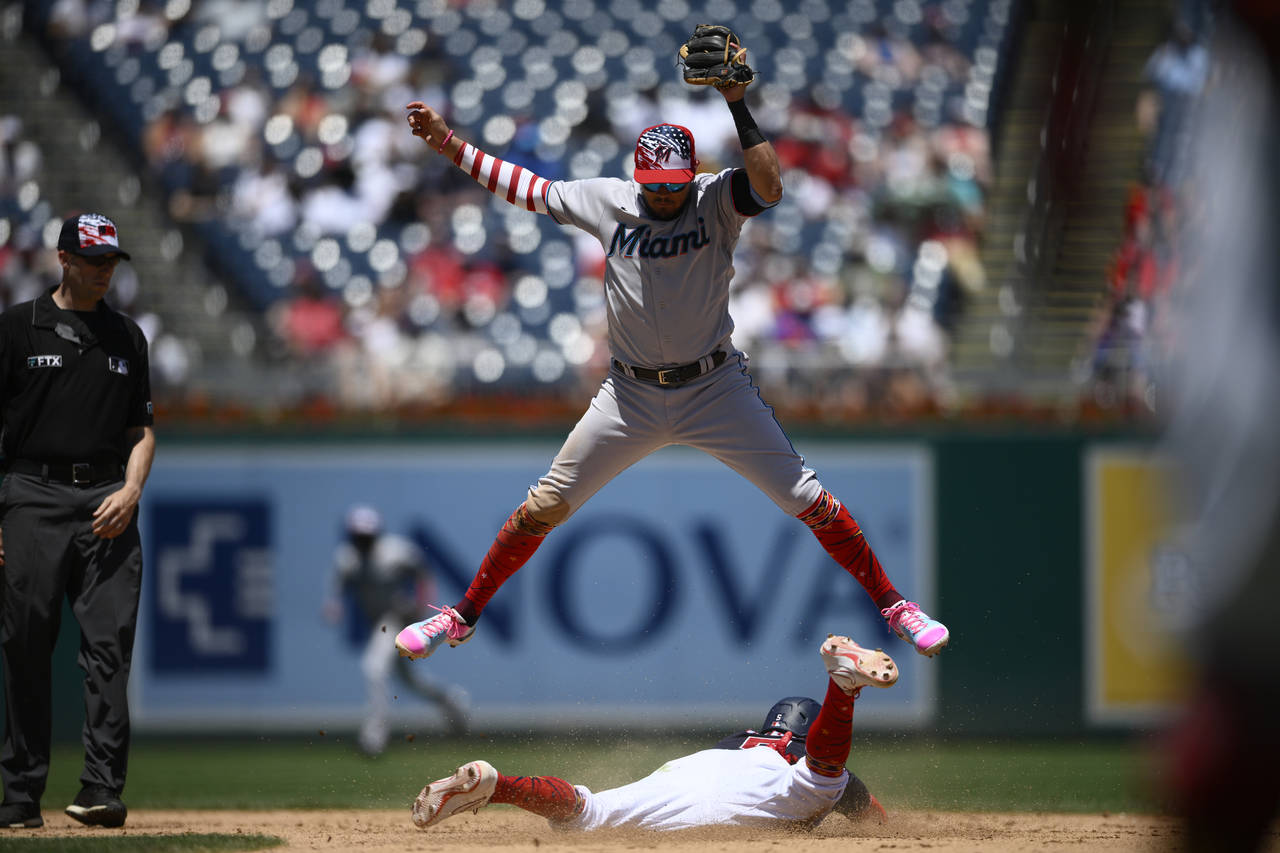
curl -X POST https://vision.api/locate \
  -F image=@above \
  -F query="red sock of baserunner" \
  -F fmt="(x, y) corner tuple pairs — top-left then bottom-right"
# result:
(803, 680), (859, 776)
(797, 491), (898, 607)
(456, 503), (554, 623)
(491, 773), (583, 820)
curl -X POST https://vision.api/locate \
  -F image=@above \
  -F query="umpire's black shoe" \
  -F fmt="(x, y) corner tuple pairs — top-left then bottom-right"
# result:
(0, 801), (43, 828)
(65, 785), (127, 827)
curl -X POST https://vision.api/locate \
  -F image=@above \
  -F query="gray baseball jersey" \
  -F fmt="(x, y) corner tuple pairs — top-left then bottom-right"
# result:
(525, 171), (825, 522)
(546, 171), (743, 367)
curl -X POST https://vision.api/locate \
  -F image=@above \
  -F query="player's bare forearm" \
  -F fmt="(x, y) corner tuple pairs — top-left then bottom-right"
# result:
(407, 102), (552, 214)
(407, 101), (456, 155)
(742, 141), (782, 203)
(721, 87), (782, 203)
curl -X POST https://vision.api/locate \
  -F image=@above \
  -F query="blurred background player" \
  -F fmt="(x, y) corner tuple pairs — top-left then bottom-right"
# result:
(411, 634), (895, 832)
(393, 26), (948, 667)
(327, 505), (469, 755)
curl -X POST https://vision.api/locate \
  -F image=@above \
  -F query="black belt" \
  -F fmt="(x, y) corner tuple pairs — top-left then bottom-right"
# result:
(6, 458), (124, 486)
(612, 350), (728, 386)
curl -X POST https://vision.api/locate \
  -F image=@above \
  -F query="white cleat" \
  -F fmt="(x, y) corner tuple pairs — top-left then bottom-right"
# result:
(412, 760), (498, 829)
(820, 634), (898, 693)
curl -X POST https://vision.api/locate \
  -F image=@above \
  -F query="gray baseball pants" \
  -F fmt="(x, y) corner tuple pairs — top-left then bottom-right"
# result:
(527, 352), (824, 524)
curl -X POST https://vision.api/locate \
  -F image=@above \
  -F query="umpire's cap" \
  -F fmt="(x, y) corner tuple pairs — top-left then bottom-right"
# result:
(760, 696), (821, 740)
(57, 213), (131, 260)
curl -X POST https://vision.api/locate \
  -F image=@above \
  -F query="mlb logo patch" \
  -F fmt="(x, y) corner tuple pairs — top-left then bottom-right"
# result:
(27, 355), (62, 368)
(108, 356), (129, 375)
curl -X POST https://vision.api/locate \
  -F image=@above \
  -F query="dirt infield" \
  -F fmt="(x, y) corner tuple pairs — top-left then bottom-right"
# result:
(14, 807), (1260, 851)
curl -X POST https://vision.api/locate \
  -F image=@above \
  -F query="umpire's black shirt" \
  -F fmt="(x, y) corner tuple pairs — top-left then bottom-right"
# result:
(0, 286), (152, 465)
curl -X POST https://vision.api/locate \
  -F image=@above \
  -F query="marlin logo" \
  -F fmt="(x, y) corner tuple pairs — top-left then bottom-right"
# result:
(608, 218), (711, 259)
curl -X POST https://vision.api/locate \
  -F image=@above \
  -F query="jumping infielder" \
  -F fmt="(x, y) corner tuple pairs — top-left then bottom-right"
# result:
(411, 634), (895, 831)
(396, 26), (948, 664)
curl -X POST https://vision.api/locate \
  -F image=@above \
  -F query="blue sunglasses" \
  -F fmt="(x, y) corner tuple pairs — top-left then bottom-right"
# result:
(641, 182), (690, 193)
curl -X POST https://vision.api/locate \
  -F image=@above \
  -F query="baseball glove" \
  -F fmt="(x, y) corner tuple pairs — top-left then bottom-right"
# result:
(677, 24), (755, 89)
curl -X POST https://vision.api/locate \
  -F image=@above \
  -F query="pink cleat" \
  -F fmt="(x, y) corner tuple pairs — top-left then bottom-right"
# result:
(395, 605), (475, 661)
(820, 634), (898, 693)
(412, 760), (497, 829)
(881, 600), (949, 657)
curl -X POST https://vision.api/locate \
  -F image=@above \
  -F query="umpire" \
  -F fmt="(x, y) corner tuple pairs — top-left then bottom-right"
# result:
(0, 213), (155, 829)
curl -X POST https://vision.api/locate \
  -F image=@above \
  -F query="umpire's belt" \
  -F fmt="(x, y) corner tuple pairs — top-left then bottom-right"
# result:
(612, 350), (727, 386)
(7, 458), (124, 486)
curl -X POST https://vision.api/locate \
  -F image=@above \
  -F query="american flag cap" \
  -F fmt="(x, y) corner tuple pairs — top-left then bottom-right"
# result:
(57, 213), (131, 260)
(633, 123), (698, 183)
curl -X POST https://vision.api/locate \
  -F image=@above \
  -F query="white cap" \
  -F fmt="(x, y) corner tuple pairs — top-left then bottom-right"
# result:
(345, 505), (383, 536)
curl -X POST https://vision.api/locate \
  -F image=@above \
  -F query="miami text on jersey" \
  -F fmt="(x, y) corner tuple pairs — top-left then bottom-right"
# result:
(608, 218), (710, 259)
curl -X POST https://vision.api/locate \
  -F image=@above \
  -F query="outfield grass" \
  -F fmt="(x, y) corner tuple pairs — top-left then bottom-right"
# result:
(36, 733), (1163, 815)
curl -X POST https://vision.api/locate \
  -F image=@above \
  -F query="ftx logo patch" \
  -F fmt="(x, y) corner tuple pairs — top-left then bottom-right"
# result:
(108, 357), (129, 375)
(27, 355), (62, 368)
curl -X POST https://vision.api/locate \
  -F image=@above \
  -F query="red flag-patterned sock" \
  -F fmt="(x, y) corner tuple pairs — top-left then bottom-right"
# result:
(492, 773), (583, 821)
(797, 491), (898, 607)
(804, 680), (859, 777)
(456, 504), (554, 623)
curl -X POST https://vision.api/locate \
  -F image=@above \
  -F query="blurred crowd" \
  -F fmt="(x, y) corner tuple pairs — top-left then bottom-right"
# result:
(0, 109), (171, 364)
(0, 111), (198, 393)
(18, 0), (1007, 420)
(0, 115), (54, 310)
(1087, 12), (1209, 413)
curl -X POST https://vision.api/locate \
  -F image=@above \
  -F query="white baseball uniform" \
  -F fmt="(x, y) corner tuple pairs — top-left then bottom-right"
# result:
(528, 170), (824, 520)
(563, 741), (848, 830)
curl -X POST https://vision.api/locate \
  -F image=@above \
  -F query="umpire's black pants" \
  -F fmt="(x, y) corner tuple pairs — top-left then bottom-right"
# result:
(0, 472), (142, 807)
